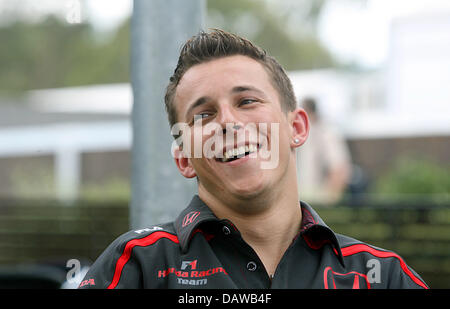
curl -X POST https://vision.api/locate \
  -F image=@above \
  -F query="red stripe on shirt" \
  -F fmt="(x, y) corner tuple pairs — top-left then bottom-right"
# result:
(107, 231), (179, 289)
(340, 244), (428, 289)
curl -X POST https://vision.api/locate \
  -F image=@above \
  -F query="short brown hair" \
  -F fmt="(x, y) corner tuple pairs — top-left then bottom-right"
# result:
(164, 29), (297, 129)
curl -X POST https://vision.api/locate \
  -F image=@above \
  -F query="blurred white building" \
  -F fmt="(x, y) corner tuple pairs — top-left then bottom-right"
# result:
(0, 11), (449, 202)
(0, 84), (131, 202)
(292, 11), (450, 139)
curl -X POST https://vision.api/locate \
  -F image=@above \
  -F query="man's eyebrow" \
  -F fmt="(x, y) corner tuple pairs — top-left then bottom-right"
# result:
(185, 96), (211, 120)
(184, 86), (266, 120)
(231, 85), (266, 96)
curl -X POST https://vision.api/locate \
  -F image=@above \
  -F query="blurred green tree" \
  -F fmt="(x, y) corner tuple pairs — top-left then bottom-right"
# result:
(207, 0), (335, 70)
(372, 157), (450, 200)
(0, 16), (129, 94)
(0, 0), (334, 94)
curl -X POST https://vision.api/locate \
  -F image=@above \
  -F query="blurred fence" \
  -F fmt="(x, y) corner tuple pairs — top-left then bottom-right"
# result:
(0, 199), (129, 287)
(0, 198), (448, 288)
(0, 199), (128, 264)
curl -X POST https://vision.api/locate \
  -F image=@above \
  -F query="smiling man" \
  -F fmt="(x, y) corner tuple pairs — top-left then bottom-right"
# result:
(79, 29), (428, 289)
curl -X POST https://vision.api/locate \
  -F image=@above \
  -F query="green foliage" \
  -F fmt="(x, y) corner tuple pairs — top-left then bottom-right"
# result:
(9, 162), (130, 202)
(0, 15), (129, 93)
(372, 157), (450, 198)
(0, 0), (335, 94)
(207, 0), (335, 70)
(80, 177), (130, 203)
(10, 163), (55, 199)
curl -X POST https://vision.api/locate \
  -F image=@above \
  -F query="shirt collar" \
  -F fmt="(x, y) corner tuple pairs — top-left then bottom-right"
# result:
(174, 195), (220, 253)
(300, 201), (345, 266)
(175, 195), (344, 266)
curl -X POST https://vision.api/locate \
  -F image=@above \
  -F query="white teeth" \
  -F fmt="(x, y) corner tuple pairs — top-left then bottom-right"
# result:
(221, 144), (258, 162)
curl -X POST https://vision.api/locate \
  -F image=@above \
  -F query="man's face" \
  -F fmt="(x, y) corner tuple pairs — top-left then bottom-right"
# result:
(172, 55), (307, 204)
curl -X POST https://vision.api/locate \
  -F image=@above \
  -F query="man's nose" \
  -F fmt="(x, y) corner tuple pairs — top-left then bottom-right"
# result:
(216, 104), (243, 134)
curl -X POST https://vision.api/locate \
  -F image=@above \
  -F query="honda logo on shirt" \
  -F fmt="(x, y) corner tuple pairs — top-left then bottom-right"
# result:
(323, 266), (371, 289)
(182, 211), (201, 227)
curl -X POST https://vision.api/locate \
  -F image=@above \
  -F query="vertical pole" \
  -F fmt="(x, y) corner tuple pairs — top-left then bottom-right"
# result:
(130, 0), (205, 229)
(55, 147), (80, 205)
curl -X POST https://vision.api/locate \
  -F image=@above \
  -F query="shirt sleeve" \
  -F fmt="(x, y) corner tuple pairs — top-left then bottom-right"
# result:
(78, 235), (142, 289)
(387, 258), (429, 289)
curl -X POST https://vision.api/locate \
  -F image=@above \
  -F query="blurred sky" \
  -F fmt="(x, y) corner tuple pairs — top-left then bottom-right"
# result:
(318, 0), (450, 68)
(1, 0), (450, 69)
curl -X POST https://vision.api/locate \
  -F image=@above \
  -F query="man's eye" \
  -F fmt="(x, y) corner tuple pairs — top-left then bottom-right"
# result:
(240, 99), (257, 106)
(193, 113), (212, 122)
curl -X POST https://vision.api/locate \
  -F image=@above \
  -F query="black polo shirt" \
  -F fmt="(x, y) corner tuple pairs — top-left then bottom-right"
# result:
(79, 195), (428, 289)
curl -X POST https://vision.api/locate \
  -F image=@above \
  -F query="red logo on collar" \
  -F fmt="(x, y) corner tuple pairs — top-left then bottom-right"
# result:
(182, 211), (201, 227)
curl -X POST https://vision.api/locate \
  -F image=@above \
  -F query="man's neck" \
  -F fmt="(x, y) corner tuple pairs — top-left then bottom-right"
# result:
(198, 184), (302, 277)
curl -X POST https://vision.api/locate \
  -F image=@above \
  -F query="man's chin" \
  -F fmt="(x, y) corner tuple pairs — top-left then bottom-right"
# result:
(227, 180), (269, 201)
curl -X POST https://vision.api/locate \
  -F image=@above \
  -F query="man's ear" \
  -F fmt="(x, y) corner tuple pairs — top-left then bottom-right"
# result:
(173, 146), (197, 178)
(289, 108), (309, 148)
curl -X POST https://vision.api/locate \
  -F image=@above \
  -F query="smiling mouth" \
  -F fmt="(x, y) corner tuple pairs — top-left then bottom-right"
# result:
(215, 144), (261, 163)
